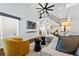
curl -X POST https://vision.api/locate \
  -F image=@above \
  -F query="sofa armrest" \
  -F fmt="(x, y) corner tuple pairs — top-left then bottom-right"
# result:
(41, 47), (73, 56)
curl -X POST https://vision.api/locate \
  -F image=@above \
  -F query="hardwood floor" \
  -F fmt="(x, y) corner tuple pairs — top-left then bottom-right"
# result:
(0, 48), (5, 56)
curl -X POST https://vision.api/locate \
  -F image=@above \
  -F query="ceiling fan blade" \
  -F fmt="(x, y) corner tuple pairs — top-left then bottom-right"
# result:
(39, 3), (44, 9)
(45, 3), (48, 8)
(47, 9), (53, 11)
(36, 8), (42, 9)
(38, 9), (44, 13)
(46, 10), (49, 14)
(41, 11), (44, 14)
(47, 5), (55, 8)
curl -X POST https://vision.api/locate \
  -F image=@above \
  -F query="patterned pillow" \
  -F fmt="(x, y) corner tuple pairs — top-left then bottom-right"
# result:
(56, 37), (64, 52)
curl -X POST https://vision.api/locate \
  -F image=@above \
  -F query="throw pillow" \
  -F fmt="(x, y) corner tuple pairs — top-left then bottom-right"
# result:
(56, 36), (64, 52)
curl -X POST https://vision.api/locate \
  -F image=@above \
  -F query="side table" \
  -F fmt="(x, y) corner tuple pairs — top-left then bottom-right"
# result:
(41, 37), (46, 45)
(34, 39), (41, 52)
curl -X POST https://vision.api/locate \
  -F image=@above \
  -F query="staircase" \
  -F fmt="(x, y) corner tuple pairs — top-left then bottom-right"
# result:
(39, 13), (62, 34)
(47, 13), (61, 25)
(47, 13), (61, 34)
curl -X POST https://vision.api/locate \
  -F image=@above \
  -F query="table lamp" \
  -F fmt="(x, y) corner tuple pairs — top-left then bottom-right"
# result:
(61, 20), (71, 35)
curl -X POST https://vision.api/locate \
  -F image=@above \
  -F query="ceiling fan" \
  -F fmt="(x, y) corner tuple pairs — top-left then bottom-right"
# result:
(36, 3), (55, 18)
(36, 3), (55, 14)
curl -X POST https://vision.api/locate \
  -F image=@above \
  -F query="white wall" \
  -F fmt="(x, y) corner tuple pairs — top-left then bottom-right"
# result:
(1, 3), (79, 39)
(66, 4), (79, 35)
(0, 16), (2, 39)
(0, 3), (39, 39)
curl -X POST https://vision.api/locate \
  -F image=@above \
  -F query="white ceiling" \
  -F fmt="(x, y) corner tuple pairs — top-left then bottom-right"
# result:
(0, 3), (77, 19)
(21, 3), (79, 24)
(0, 3), (78, 22)
(25, 3), (78, 18)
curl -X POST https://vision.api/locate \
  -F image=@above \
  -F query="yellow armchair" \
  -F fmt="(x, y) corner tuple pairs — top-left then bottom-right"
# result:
(2, 38), (30, 56)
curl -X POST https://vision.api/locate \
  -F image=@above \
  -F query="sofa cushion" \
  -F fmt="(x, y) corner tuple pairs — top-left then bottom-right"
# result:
(48, 37), (58, 49)
(41, 47), (73, 56)
(61, 36), (79, 54)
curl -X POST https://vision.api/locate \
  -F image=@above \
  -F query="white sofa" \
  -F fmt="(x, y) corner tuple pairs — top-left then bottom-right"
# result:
(41, 37), (73, 56)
